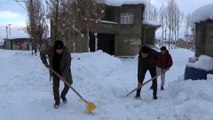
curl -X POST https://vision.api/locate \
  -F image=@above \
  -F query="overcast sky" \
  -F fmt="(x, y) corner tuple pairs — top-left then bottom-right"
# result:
(0, 0), (213, 40)
(152, 0), (212, 14)
(0, 0), (28, 40)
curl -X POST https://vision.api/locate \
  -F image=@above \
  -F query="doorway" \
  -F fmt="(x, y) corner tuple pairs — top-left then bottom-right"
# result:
(90, 33), (115, 55)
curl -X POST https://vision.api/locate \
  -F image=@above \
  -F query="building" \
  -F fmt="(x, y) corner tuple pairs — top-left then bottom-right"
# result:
(0, 42), (3, 49)
(51, 0), (160, 56)
(191, 4), (213, 57)
(4, 38), (31, 50)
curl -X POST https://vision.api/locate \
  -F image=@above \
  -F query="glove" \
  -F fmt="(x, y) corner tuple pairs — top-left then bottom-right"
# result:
(44, 64), (50, 68)
(137, 82), (142, 89)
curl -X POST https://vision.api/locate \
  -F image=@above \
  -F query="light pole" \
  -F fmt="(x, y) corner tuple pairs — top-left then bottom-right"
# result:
(6, 25), (8, 39)
(8, 24), (12, 36)
(6, 24), (12, 39)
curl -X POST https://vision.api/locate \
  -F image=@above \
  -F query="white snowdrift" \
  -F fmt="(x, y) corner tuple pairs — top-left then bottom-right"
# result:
(0, 48), (213, 120)
(187, 55), (213, 71)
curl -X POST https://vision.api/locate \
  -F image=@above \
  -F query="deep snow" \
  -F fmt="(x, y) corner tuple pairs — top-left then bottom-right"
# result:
(0, 48), (213, 120)
(187, 55), (213, 71)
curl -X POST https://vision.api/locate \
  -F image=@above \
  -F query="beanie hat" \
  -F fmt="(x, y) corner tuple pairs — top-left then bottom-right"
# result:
(140, 46), (151, 54)
(54, 40), (64, 50)
(160, 46), (167, 50)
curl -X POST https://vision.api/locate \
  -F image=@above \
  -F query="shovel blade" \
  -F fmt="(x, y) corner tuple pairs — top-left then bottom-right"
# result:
(85, 101), (96, 113)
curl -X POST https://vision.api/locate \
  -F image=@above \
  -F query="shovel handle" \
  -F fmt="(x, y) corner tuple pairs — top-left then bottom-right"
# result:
(125, 69), (168, 97)
(49, 68), (96, 113)
(49, 67), (86, 102)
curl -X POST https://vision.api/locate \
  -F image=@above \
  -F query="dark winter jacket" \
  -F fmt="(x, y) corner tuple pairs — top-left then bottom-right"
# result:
(40, 46), (73, 84)
(137, 46), (159, 83)
(156, 50), (173, 69)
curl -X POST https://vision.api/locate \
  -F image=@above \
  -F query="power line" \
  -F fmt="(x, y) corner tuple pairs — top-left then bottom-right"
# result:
(13, 0), (27, 11)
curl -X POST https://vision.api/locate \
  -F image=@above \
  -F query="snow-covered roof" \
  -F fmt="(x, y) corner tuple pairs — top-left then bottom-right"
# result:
(143, 19), (161, 27)
(100, 20), (118, 24)
(105, 0), (147, 6)
(190, 4), (213, 23)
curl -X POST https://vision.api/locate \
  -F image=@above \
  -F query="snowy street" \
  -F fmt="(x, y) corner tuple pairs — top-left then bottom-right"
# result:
(0, 49), (213, 120)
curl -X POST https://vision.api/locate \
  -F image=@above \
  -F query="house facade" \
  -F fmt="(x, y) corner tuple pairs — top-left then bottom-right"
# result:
(194, 20), (213, 57)
(90, 4), (147, 56)
(4, 38), (31, 50)
(51, 1), (160, 56)
(191, 4), (213, 57)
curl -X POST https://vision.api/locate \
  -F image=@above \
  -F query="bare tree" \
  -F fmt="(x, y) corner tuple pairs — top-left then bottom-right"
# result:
(184, 14), (195, 50)
(175, 10), (184, 40)
(184, 14), (191, 36)
(159, 3), (166, 46)
(173, 5), (184, 48)
(72, 0), (105, 51)
(145, 0), (158, 20)
(165, 0), (183, 49)
(45, 0), (60, 45)
(25, 0), (49, 55)
(165, 0), (175, 49)
(45, 0), (105, 52)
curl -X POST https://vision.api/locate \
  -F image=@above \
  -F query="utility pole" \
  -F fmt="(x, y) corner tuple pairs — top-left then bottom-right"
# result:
(8, 24), (12, 36)
(29, 0), (36, 55)
(5, 24), (12, 39)
(6, 25), (8, 39)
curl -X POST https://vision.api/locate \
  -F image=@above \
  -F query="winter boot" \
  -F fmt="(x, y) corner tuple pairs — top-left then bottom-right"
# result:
(153, 95), (158, 100)
(54, 101), (60, 109)
(61, 96), (67, 103)
(135, 94), (140, 99)
(135, 89), (141, 99)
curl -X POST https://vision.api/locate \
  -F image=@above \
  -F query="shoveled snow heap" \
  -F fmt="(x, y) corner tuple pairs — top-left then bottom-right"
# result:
(0, 49), (213, 120)
(187, 55), (213, 71)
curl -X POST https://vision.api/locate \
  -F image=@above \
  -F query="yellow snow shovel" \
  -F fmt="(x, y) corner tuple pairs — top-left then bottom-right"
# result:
(49, 68), (96, 113)
(125, 69), (169, 97)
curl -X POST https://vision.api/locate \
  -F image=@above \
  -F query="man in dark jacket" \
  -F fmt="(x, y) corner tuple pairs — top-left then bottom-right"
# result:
(156, 46), (173, 90)
(40, 40), (73, 108)
(136, 45), (158, 100)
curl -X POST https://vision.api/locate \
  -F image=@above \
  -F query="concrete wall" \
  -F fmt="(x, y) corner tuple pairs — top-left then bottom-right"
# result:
(115, 4), (144, 56)
(195, 20), (213, 57)
(49, 3), (160, 56)
(205, 21), (213, 57)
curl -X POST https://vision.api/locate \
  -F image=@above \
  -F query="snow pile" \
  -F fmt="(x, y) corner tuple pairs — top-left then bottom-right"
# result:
(71, 50), (122, 81)
(0, 48), (213, 120)
(105, 0), (147, 6)
(187, 55), (213, 71)
(190, 4), (213, 23)
(168, 80), (213, 120)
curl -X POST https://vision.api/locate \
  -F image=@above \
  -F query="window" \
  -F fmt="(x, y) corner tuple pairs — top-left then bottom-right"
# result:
(120, 13), (134, 24)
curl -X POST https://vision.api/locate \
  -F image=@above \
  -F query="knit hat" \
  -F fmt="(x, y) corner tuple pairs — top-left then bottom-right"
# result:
(160, 46), (167, 50)
(54, 40), (64, 50)
(140, 46), (151, 54)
